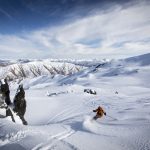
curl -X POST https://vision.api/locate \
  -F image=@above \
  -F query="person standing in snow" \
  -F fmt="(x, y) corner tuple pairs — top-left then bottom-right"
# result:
(0, 78), (11, 105)
(13, 84), (28, 125)
(93, 106), (106, 120)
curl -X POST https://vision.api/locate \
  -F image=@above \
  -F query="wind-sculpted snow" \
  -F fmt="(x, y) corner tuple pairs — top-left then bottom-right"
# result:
(0, 53), (150, 150)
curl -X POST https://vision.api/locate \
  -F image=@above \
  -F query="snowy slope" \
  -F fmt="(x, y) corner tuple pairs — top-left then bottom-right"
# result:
(124, 53), (150, 66)
(0, 53), (150, 150)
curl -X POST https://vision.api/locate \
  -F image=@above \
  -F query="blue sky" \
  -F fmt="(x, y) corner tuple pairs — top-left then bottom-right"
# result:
(0, 0), (150, 59)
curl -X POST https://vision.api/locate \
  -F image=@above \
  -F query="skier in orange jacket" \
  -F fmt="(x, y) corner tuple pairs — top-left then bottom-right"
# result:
(93, 106), (106, 120)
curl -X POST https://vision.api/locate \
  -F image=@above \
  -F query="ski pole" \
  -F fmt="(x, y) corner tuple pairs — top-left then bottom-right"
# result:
(106, 115), (117, 120)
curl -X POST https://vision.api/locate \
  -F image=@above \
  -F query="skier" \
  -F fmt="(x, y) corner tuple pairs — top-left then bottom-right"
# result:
(0, 78), (11, 105)
(93, 106), (106, 120)
(13, 84), (28, 125)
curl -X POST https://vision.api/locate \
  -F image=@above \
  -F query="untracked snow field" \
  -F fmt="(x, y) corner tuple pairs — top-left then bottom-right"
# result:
(0, 54), (150, 150)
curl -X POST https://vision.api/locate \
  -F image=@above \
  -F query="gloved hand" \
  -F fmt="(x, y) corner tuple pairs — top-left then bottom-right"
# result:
(104, 112), (106, 116)
(93, 110), (96, 112)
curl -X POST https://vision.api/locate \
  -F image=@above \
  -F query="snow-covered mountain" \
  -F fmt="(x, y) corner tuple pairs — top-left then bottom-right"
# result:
(124, 53), (150, 66)
(0, 53), (150, 150)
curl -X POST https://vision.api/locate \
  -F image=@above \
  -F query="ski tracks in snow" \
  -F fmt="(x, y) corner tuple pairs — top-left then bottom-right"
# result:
(47, 104), (85, 124)
(0, 130), (27, 146)
(32, 125), (77, 150)
(47, 106), (77, 124)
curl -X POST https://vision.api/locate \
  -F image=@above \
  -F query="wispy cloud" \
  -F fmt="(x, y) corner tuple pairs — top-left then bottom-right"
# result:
(0, 8), (13, 20)
(0, 1), (150, 59)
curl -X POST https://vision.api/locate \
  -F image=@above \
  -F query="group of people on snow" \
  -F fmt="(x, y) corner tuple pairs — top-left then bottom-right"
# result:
(0, 78), (27, 125)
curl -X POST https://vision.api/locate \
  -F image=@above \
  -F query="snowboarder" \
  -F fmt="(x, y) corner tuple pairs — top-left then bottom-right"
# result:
(13, 84), (28, 125)
(0, 78), (11, 105)
(93, 106), (106, 120)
